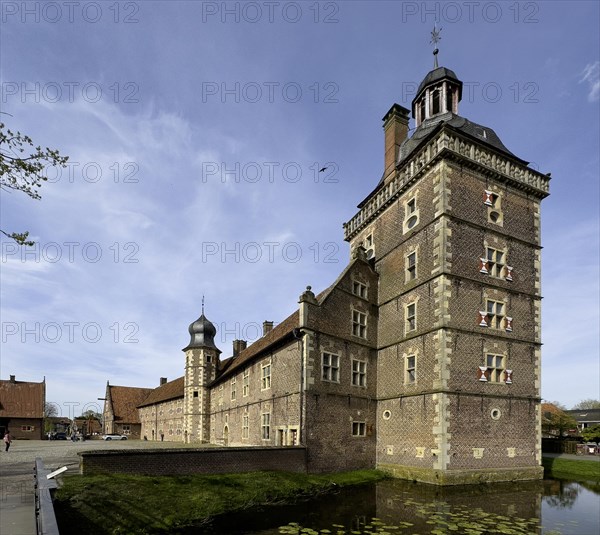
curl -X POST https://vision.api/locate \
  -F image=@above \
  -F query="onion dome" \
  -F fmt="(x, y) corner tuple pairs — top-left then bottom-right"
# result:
(183, 313), (219, 351)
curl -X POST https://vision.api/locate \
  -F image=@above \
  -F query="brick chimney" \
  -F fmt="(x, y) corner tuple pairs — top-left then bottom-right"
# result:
(160, 377), (167, 385)
(382, 103), (410, 181)
(233, 339), (247, 357)
(9, 375), (15, 382)
(262, 321), (274, 336)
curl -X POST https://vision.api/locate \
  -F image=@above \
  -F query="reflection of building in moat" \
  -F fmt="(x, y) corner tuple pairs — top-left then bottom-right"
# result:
(375, 479), (543, 533)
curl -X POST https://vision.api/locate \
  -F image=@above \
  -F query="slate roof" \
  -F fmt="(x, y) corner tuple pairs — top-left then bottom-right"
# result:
(108, 385), (153, 423)
(0, 378), (45, 419)
(566, 409), (600, 423)
(137, 377), (184, 408)
(414, 66), (462, 102)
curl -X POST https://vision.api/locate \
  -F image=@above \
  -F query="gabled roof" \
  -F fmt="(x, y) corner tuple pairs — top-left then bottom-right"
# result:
(138, 377), (184, 408)
(566, 409), (600, 422)
(0, 378), (45, 419)
(108, 385), (153, 423)
(213, 310), (299, 385)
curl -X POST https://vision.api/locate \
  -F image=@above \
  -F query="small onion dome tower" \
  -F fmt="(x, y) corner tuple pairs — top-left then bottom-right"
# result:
(182, 299), (220, 444)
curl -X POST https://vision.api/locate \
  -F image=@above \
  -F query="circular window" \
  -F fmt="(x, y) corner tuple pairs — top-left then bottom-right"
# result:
(490, 408), (502, 420)
(382, 410), (392, 420)
(407, 215), (418, 229)
(489, 211), (500, 223)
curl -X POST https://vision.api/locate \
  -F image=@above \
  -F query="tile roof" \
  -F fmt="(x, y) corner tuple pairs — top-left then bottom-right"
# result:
(137, 377), (184, 408)
(0, 378), (45, 419)
(213, 310), (299, 384)
(108, 385), (153, 423)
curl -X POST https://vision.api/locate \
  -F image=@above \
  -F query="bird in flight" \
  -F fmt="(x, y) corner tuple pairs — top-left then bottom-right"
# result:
(319, 166), (328, 173)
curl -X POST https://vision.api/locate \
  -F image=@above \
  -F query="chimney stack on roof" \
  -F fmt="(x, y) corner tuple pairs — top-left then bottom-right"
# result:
(263, 321), (274, 336)
(160, 377), (167, 385)
(382, 104), (410, 182)
(233, 339), (247, 357)
(9, 375), (16, 382)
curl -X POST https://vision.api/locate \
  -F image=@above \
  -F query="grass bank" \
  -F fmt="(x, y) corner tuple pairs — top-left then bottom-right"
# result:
(542, 456), (600, 482)
(54, 469), (387, 534)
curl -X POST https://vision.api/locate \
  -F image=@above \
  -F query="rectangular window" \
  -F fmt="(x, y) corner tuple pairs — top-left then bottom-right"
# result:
(352, 421), (366, 437)
(261, 413), (271, 440)
(352, 310), (367, 338)
(365, 233), (373, 248)
(406, 355), (416, 384)
(351, 359), (367, 387)
(406, 302), (417, 332)
(406, 251), (417, 281)
(193, 391), (199, 398)
(353, 280), (367, 299)
(231, 377), (236, 401)
(322, 352), (340, 382)
(243, 369), (249, 397)
(486, 247), (505, 278)
(486, 299), (505, 329)
(486, 353), (505, 383)
(242, 415), (249, 439)
(261, 363), (271, 390)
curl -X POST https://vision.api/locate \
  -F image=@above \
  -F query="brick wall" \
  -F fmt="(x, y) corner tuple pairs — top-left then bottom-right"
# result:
(79, 446), (307, 476)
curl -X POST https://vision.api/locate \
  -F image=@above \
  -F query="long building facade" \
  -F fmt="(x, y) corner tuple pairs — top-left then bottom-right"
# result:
(122, 59), (550, 484)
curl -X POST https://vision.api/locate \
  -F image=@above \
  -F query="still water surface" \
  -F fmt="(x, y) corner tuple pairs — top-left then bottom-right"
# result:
(204, 478), (599, 535)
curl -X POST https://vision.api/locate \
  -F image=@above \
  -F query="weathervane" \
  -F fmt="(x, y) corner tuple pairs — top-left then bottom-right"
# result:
(430, 24), (442, 68)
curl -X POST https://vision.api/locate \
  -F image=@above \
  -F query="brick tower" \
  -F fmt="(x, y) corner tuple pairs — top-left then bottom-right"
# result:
(183, 310), (220, 443)
(343, 58), (550, 483)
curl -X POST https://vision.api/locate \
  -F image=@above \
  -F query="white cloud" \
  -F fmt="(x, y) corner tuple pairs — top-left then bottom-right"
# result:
(580, 61), (600, 102)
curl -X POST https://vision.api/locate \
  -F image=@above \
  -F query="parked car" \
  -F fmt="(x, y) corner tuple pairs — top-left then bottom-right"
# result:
(54, 432), (68, 440)
(585, 442), (598, 454)
(102, 434), (128, 441)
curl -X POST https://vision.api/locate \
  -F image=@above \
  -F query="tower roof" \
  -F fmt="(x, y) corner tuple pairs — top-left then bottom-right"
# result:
(183, 313), (219, 352)
(413, 66), (462, 106)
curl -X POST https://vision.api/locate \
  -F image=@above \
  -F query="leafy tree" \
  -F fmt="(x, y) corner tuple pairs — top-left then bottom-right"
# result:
(581, 424), (600, 442)
(572, 399), (600, 410)
(0, 120), (68, 245)
(542, 402), (578, 437)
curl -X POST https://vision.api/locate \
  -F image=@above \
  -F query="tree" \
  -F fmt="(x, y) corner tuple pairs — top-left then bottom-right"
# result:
(43, 402), (59, 434)
(572, 399), (600, 410)
(542, 402), (578, 437)
(581, 424), (600, 442)
(0, 120), (68, 245)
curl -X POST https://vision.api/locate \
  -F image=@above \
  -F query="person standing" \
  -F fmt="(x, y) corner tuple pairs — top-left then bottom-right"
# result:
(4, 431), (12, 452)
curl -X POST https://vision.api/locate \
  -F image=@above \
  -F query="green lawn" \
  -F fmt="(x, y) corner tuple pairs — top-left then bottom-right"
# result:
(54, 469), (388, 534)
(542, 456), (600, 482)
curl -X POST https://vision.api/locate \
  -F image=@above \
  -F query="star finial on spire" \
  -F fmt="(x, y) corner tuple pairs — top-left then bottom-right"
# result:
(430, 24), (442, 68)
(202, 295), (205, 315)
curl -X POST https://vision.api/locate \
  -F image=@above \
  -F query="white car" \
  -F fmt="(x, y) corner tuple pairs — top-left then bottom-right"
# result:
(102, 434), (128, 441)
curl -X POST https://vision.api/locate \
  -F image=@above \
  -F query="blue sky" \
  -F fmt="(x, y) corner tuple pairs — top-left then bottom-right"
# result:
(1, 1), (598, 417)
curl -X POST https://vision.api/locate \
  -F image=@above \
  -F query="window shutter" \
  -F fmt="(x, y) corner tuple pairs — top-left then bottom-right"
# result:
(478, 311), (489, 327)
(505, 369), (513, 384)
(484, 190), (494, 206)
(479, 258), (489, 274)
(505, 266), (513, 281)
(478, 366), (488, 381)
(505, 316), (513, 332)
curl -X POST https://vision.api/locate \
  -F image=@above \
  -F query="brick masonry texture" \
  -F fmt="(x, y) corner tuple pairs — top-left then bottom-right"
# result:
(79, 446), (307, 476)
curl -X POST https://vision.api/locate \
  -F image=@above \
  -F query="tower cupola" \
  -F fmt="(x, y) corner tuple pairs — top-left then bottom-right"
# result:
(184, 313), (219, 351)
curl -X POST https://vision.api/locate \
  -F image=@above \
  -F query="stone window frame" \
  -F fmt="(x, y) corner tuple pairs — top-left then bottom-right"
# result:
(405, 301), (417, 333)
(485, 352), (506, 383)
(352, 280), (368, 299)
(242, 369), (250, 397)
(261, 412), (271, 441)
(261, 360), (272, 391)
(351, 358), (367, 388)
(481, 245), (507, 279)
(352, 309), (367, 339)
(484, 189), (504, 226)
(405, 353), (417, 384)
(480, 298), (512, 331)
(230, 377), (236, 401)
(322, 351), (340, 383)
(405, 248), (418, 282)
(352, 421), (366, 437)
(242, 414), (249, 439)
(403, 190), (420, 233)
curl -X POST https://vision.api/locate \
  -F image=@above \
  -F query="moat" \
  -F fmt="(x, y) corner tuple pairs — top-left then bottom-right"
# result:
(205, 477), (599, 535)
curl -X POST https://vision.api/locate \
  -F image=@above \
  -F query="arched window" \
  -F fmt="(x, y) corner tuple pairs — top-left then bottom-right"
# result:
(446, 88), (453, 113)
(432, 89), (440, 115)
